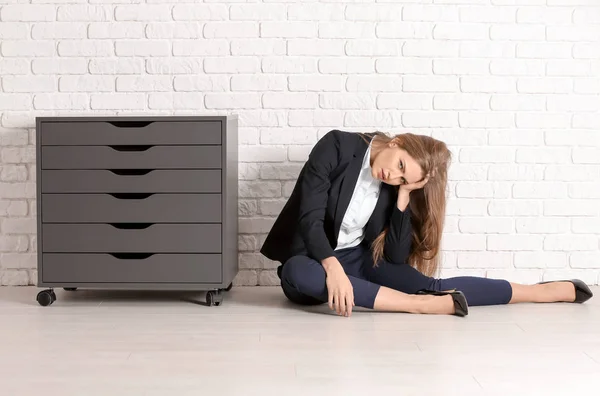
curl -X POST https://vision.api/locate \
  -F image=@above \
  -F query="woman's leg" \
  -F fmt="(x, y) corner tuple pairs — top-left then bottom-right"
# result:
(363, 259), (577, 306)
(280, 255), (457, 315)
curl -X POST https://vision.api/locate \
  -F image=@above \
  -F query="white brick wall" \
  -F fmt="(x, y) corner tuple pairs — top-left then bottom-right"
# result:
(0, 1), (599, 287)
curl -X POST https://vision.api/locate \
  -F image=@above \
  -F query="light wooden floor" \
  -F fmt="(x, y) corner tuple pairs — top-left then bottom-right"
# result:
(1, 286), (599, 396)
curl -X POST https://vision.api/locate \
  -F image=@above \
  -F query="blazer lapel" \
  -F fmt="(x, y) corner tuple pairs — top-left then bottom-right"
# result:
(333, 134), (371, 238)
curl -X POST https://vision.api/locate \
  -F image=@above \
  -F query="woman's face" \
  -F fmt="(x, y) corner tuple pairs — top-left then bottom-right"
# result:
(371, 142), (424, 186)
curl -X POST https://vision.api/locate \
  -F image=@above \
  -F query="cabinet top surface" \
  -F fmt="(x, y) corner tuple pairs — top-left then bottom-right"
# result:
(36, 115), (238, 122)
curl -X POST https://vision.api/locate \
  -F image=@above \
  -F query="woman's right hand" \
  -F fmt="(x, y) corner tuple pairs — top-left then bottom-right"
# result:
(322, 257), (354, 317)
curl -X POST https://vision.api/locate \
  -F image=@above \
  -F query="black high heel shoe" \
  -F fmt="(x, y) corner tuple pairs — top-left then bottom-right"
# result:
(416, 289), (469, 317)
(537, 279), (594, 303)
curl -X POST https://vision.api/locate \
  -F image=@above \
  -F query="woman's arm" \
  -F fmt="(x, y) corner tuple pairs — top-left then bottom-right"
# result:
(383, 190), (413, 264)
(297, 130), (341, 262)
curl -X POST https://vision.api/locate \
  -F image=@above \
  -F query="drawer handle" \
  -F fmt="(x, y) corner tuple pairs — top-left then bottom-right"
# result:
(109, 223), (153, 229)
(109, 145), (154, 152)
(109, 193), (154, 200)
(109, 253), (155, 260)
(109, 169), (153, 176)
(108, 121), (153, 128)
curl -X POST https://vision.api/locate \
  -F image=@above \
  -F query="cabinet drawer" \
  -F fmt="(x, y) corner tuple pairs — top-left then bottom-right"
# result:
(42, 224), (221, 253)
(41, 146), (221, 169)
(40, 121), (221, 146)
(42, 253), (222, 283)
(42, 194), (221, 223)
(41, 170), (221, 193)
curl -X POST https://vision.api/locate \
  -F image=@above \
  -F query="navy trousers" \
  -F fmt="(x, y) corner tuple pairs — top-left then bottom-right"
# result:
(279, 244), (513, 309)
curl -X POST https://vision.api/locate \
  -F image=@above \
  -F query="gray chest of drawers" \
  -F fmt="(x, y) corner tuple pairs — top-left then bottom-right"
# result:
(35, 116), (238, 307)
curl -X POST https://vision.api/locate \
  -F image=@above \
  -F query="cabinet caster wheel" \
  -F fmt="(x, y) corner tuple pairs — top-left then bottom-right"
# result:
(206, 290), (223, 306)
(37, 289), (56, 307)
(63, 288), (77, 291)
(224, 283), (233, 292)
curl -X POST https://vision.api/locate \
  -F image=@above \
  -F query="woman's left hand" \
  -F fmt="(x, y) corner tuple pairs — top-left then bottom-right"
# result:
(400, 174), (430, 194)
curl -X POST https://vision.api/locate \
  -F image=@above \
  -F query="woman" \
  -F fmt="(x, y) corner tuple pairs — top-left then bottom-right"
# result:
(260, 130), (593, 317)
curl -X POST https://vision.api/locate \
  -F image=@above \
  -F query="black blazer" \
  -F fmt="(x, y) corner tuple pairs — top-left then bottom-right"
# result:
(260, 130), (413, 266)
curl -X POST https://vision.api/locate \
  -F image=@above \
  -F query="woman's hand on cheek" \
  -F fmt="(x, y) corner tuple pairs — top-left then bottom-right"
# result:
(400, 174), (430, 194)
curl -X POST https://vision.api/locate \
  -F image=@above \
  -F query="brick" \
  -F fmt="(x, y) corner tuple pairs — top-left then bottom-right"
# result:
(544, 200), (598, 216)
(346, 76), (401, 92)
(1, 5), (55, 21)
(238, 199), (258, 216)
(238, 235), (257, 252)
(172, 4), (228, 21)
(459, 113), (514, 129)
(1, 165), (28, 181)
(517, 77), (573, 94)
(0, 270), (30, 286)
(404, 41), (459, 57)
(441, 234), (486, 251)
(460, 6), (516, 22)
(403, 5), (458, 21)
(32, 22), (87, 39)
(145, 23), (202, 39)
(319, 22), (374, 39)
(490, 60), (544, 76)
(0, 59), (30, 75)
(545, 166), (600, 182)
(446, 199), (488, 215)
(570, 253), (600, 269)
(406, 76), (459, 93)
(115, 40), (170, 57)
(148, 93), (203, 110)
(443, 219), (459, 234)
(231, 39), (286, 56)
(433, 59), (489, 76)
(461, 77), (516, 93)
(490, 25), (545, 41)
(319, 93), (375, 109)
(514, 252), (567, 269)
(282, 181), (296, 197)
(90, 59), (143, 75)
(259, 270), (280, 286)
(344, 111), (396, 127)
(516, 217), (569, 234)
(345, 4), (402, 21)
(574, 78), (600, 94)
(174, 75), (229, 92)
(237, 111), (286, 127)
(488, 165), (544, 181)
(260, 128), (317, 145)
(116, 76), (171, 92)
(231, 4), (286, 20)
(573, 114), (600, 129)
(0, 23), (29, 39)
(517, 7), (573, 24)
(260, 164), (303, 180)
(573, 148), (600, 164)
(0, 94), (32, 111)
(57, 5), (111, 21)
(544, 236), (597, 251)
(456, 182), (511, 199)
(240, 253), (278, 270)
(320, 58), (374, 74)
(515, 148), (571, 164)
(90, 94), (144, 110)
(573, 44), (600, 60)
(204, 22), (258, 38)
(205, 93), (261, 109)
(238, 128), (259, 145)
(239, 181), (281, 199)
(172, 40), (228, 56)
(547, 61), (592, 78)
(287, 39), (345, 56)
(1, 217), (35, 234)
(376, 22), (433, 39)
(2, 76), (55, 93)
(34, 94), (88, 110)
(58, 40), (113, 57)
(0, 200), (28, 217)
(2, 41), (55, 57)
(262, 57), (318, 74)
(115, 5), (171, 21)
(516, 43), (572, 59)
(488, 235), (543, 251)
(375, 58), (432, 74)
(459, 218), (513, 234)
(233, 270), (258, 287)
(569, 182), (600, 199)
(378, 94), (432, 110)
(460, 41), (514, 58)
(287, 146), (313, 162)
(346, 40), (400, 56)
(288, 110), (344, 127)
(448, 164), (487, 181)
(547, 26), (600, 42)
(490, 95), (544, 111)
(572, 218), (600, 234)
(205, 57), (260, 74)
(457, 252), (512, 268)
(261, 22), (317, 38)
(433, 94), (489, 110)
(240, 146), (286, 163)
(231, 76), (285, 92)
(488, 200), (542, 216)
(263, 93), (317, 109)
(259, 199), (287, 216)
(492, 0), (544, 4)
(289, 75), (343, 92)
(486, 269), (543, 284)
(402, 112), (457, 127)
(433, 23), (488, 40)
(0, 235), (29, 252)
(288, 4), (343, 21)
(435, 0), (489, 3)
(0, 129), (28, 146)
(33, 58), (87, 75)
(547, 0), (598, 4)
(238, 217), (275, 234)
(515, 113), (571, 129)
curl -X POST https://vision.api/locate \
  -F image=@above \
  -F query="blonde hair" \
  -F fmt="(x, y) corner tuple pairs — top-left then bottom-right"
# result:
(362, 132), (452, 277)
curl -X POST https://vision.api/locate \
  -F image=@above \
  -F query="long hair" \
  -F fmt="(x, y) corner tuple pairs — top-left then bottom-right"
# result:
(361, 131), (452, 277)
